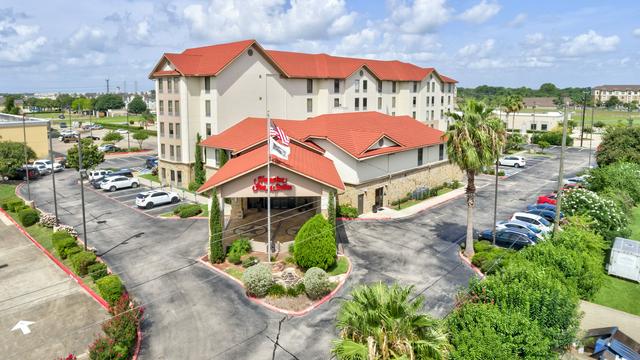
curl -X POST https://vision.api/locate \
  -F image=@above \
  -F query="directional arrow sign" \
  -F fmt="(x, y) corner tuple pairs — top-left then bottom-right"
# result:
(11, 320), (35, 335)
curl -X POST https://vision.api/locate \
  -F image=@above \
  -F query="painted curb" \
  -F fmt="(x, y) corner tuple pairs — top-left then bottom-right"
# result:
(104, 149), (153, 157)
(0, 206), (110, 310)
(198, 255), (352, 317)
(458, 251), (485, 278)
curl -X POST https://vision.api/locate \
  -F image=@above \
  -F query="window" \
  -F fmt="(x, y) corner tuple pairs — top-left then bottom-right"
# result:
(159, 100), (164, 115)
(307, 79), (313, 94)
(392, 97), (396, 108)
(412, 96), (416, 107)
(448, 84), (452, 92)
(431, 96), (435, 105)
(426, 111), (429, 120)
(169, 145), (174, 159)
(206, 123), (212, 136)
(530, 123), (537, 130)
(334, 98), (340, 108)
(176, 145), (181, 161)
(447, 96), (451, 105)
(161, 168), (166, 180)
(306, 98), (313, 112)
(439, 144), (444, 161)
(160, 144), (165, 157)
(412, 81), (418, 93)
(354, 98), (360, 111)
(431, 82), (435, 92)
(158, 78), (163, 93)
(177, 171), (182, 184)
(417, 148), (423, 166)
(441, 96), (444, 105)
(378, 138), (384, 147)
(440, 109), (444, 118)
(354, 80), (359, 93)
(541, 124), (548, 131)
(363, 98), (367, 110)
(173, 78), (179, 93)
(377, 97), (382, 110)
(362, 80), (368, 93)
(377, 80), (382, 93)
(168, 123), (174, 137)
(205, 100), (211, 117)
(159, 122), (165, 137)
(168, 100), (173, 116)
(167, 78), (172, 93)
(392, 81), (397, 93)
(205, 77), (210, 94)
(170, 170), (175, 181)
(334, 79), (340, 93)
(175, 100), (180, 116)
(175, 123), (181, 137)
(431, 110), (434, 119)
(412, 111), (416, 119)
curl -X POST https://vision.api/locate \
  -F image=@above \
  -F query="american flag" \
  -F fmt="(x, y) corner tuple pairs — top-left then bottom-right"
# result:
(270, 124), (290, 145)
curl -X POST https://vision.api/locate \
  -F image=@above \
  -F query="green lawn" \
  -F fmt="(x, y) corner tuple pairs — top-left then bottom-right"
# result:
(225, 267), (244, 280)
(327, 257), (349, 276)
(0, 183), (19, 203)
(139, 173), (159, 183)
(515, 108), (640, 126)
(592, 275), (640, 316)
(629, 207), (640, 240)
(31, 112), (145, 125)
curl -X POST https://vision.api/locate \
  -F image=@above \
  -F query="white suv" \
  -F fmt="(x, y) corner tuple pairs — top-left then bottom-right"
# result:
(135, 190), (180, 209)
(33, 159), (63, 172)
(510, 212), (552, 232)
(499, 156), (526, 168)
(100, 176), (139, 192)
(88, 169), (113, 181)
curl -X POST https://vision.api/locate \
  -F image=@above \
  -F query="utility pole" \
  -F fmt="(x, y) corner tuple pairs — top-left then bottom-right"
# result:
(77, 133), (89, 250)
(579, 90), (589, 147)
(554, 102), (569, 235)
(48, 123), (59, 225)
(22, 114), (31, 201)
(492, 158), (499, 245)
(105, 78), (110, 94)
(588, 105), (594, 168)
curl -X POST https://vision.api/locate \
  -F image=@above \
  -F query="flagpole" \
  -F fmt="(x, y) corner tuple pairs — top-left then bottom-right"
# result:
(266, 112), (272, 262)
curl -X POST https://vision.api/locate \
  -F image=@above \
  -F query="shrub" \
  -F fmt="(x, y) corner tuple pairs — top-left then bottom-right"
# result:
(65, 246), (81, 258)
(286, 282), (305, 297)
(337, 204), (358, 218)
(88, 262), (109, 281)
(531, 130), (574, 146)
(471, 244), (515, 275)
(55, 225), (78, 237)
(242, 256), (259, 268)
(294, 214), (336, 270)
(228, 237), (251, 256)
(595, 125), (640, 166)
(587, 162), (640, 205)
(18, 208), (39, 227)
(303, 267), (331, 300)
(242, 263), (272, 297)
(0, 201), (8, 210)
(209, 188), (224, 263)
(593, 120), (606, 128)
(227, 251), (242, 265)
(267, 284), (286, 297)
(563, 188), (629, 240)
(187, 181), (200, 192)
(52, 234), (78, 259)
(178, 204), (202, 218)
(70, 251), (97, 276)
(96, 275), (124, 306)
(38, 212), (57, 228)
(172, 203), (191, 214)
(90, 294), (142, 360)
(7, 200), (24, 212)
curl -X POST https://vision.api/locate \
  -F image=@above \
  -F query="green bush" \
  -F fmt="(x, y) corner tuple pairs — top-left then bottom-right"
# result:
(471, 241), (515, 274)
(593, 120), (606, 128)
(187, 181), (200, 192)
(286, 282), (305, 297)
(88, 262), (109, 281)
(7, 200), (24, 212)
(178, 204), (202, 218)
(172, 203), (190, 214)
(52, 234), (78, 259)
(588, 162), (640, 205)
(303, 267), (331, 300)
(18, 208), (39, 226)
(227, 251), (242, 265)
(228, 237), (251, 256)
(96, 275), (124, 306)
(90, 295), (141, 360)
(267, 284), (286, 297)
(242, 256), (259, 268)
(337, 204), (358, 218)
(294, 214), (336, 270)
(242, 263), (273, 297)
(595, 125), (640, 166)
(65, 245), (81, 258)
(531, 130), (574, 146)
(70, 251), (97, 276)
(0, 201), (8, 210)
(563, 188), (629, 240)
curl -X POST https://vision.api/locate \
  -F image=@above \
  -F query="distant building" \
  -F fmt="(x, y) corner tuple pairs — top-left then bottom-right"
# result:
(593, 85), (640, 104)
(0, 113), (50, 158)
(494, 109), (568, 132)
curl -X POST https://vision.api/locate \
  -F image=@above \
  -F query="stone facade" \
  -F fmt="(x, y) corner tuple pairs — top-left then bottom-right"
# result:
(338, 161), (463, 214)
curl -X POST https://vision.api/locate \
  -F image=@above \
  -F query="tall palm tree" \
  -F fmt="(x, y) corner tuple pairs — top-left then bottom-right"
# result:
(332, 283), (450, 360)
(445, 99), (505, 258)
(508, 95), (524, 130)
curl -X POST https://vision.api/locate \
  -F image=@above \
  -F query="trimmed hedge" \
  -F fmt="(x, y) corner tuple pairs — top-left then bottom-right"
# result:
(18, 208), (39, 227)
(5, 200), (24, 212)
(293, 214), (336, 270)
(52, 233), (79, 259)
(70, 251), (96, 276)
(303, 267), (330, 300)
(88, 262), (109, 281)
(471, 241), (516, 275)
(173, 203), (202, 218)
(337, 204), (358, 218)
(96, 275), (124, 306)
(531, 130), (574, 146)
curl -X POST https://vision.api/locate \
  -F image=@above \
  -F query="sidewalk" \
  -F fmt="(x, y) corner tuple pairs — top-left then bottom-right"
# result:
(580, 300), (640, 339)
(357, 187), (466, 220)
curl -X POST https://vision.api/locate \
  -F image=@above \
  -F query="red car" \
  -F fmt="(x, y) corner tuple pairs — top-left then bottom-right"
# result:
(537, 193), (557, 205)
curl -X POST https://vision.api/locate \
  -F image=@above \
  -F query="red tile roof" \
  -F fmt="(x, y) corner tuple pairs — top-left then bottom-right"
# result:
(150, 39), (457, 83)
(197, 143), (344, 193)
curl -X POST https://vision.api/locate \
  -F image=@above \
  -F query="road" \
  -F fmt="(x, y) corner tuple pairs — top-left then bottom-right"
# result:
(16, 147), (591, 359)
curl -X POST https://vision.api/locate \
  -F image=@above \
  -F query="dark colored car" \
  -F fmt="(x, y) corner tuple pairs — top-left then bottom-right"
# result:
(61, 134), (79, 143)
(479, 228), (538, 250)
(90, 169), (134, 188)
(526, 208), (563, 223)
(527, 203), (556, 212)
(8, 167), (40, 181)
(145, 156), (158, 169)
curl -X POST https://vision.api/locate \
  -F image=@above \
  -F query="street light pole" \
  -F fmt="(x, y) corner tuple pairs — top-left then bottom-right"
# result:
(22, 114), (31, 201)
(77, 133), (89, 250)
(48, 124), (60, 225)
(127, 131), (130, 151)
(588, 105), (594, 168)
(492, 158), (499, 246)
(554, 103), (569, 235)
(579, 90), (589, 147)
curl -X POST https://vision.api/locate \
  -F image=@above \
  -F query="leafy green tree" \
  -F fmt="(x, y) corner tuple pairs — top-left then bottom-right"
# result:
(71, 97), (93, 112)
(66, 138), (105, 170)
(596, 125), (640, 166)
(194, 133), (205, 185)
(102, 131), (124, 143)
(445, 99), (505, 257)
(127, 96), (147, 114)
(505, 132), (527, 152)
(538, 140), (550, 153)
(328, 191), (336, 231)
(0, 141), (36, 176)
(502, 94), (524, 130)
(294, 214), (336, 270)
(132, 131), (148, 149)
(56, 94), (74, 110)
(94, 94), (125, 112)
(2, 95), (20, 114)
(209, 188), (224, 263)
(604, 96), (621, 109)
(588, 162), (640, 205)
(333, 283), (450, 360)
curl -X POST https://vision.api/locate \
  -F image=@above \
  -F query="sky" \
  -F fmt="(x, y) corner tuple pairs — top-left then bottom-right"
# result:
(1, 0), (639, 93)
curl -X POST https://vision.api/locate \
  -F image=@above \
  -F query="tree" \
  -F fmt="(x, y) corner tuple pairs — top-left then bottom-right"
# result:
(294, 214), (336, 270)
(0, 141), (36, 177)
(505, 132), (526, 152)
(538, 140), (550, 153)
(56, 94), (74, 110)
(604, 96), (621, 109)
(2, 95), (20, 114)
(194, 133), (205, 186)
(503, 94), (523, 130)
(209, 188), (224, 263)
(595, 125), (640, 166)
(71, 97), (92, 112)
(328, 191), (336, 231)
(127, 96), (147, 114)
(94, 94), (125, 113)
(132, 131), (148, 149)
(539, 82), (559, 95)
(445, 99), (505, 257)
(66, 138), (105, 170)
(102, 131), (124, 144)
(332, 283), (450, 360)
(140, 110), (155, 130)
(217, 149), (228, 167)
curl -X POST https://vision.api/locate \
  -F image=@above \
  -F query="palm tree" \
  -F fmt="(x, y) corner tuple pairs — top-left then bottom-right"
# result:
(510, 95), (524, 130)
(445, 99), (505, 258)
(332, 283), (450, 360)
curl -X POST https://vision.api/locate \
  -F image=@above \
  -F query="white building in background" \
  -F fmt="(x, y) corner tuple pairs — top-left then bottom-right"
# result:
(494, 110), (568, 132)
(148, 39), (458, 187)
(593, 85), (640, 104)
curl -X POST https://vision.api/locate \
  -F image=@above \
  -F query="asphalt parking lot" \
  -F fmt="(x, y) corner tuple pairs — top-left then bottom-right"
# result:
(88, 183), (196, 217)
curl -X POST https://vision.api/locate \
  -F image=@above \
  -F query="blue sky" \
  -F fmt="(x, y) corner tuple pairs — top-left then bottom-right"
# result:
(1, 0), (638, 93)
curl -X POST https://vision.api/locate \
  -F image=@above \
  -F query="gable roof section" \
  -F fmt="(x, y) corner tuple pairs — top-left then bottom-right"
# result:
(197, 142), (344, 193)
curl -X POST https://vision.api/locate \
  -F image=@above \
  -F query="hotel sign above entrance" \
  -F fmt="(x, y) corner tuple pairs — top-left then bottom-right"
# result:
(252, 176), (293, 192)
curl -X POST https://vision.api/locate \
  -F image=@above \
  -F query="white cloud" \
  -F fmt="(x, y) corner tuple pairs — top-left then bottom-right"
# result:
(458, 38), (495, 57)
(458, 0), (501, 24)
(633, 28), (640, 37)
(525, 32), (544, 45)
(389, 0), (452, 33)
(468, 58), (504, 69)
(560, 30), (620, 56)
(0, 35), (46, 62)
(68, 26), (110, 52)
(65, 51), (106, 66)
(508, 13), (527, 27)
(0, 13), (47, 63)
(182, 0), (356, 43)
(135, 21), (150, 41)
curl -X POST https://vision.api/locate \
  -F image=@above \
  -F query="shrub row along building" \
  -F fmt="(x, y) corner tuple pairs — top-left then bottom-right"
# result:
(149, 39), (462, 216)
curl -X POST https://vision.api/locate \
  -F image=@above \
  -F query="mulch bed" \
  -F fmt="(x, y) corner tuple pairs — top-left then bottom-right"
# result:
(262, 295), (314, 312)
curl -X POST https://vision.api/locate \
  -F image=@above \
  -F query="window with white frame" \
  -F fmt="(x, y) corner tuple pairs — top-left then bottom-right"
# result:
(354, 80), (359, 93)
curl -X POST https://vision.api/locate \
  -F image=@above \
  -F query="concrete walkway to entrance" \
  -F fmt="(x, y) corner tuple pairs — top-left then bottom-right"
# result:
(580, 300), (640, 339)
(356, 186), (467, 220)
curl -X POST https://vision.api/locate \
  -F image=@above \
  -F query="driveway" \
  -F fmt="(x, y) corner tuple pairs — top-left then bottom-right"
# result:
(17, 148), (592, 359)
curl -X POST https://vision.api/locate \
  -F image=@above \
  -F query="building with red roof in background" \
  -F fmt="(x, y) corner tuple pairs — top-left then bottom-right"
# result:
(148, 39), (458, 189)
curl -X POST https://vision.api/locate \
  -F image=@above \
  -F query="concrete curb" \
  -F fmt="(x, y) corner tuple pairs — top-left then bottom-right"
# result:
(197, 255), (352, 317)
(458, 251), (485, 278)
(104, 149), (153, 157)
